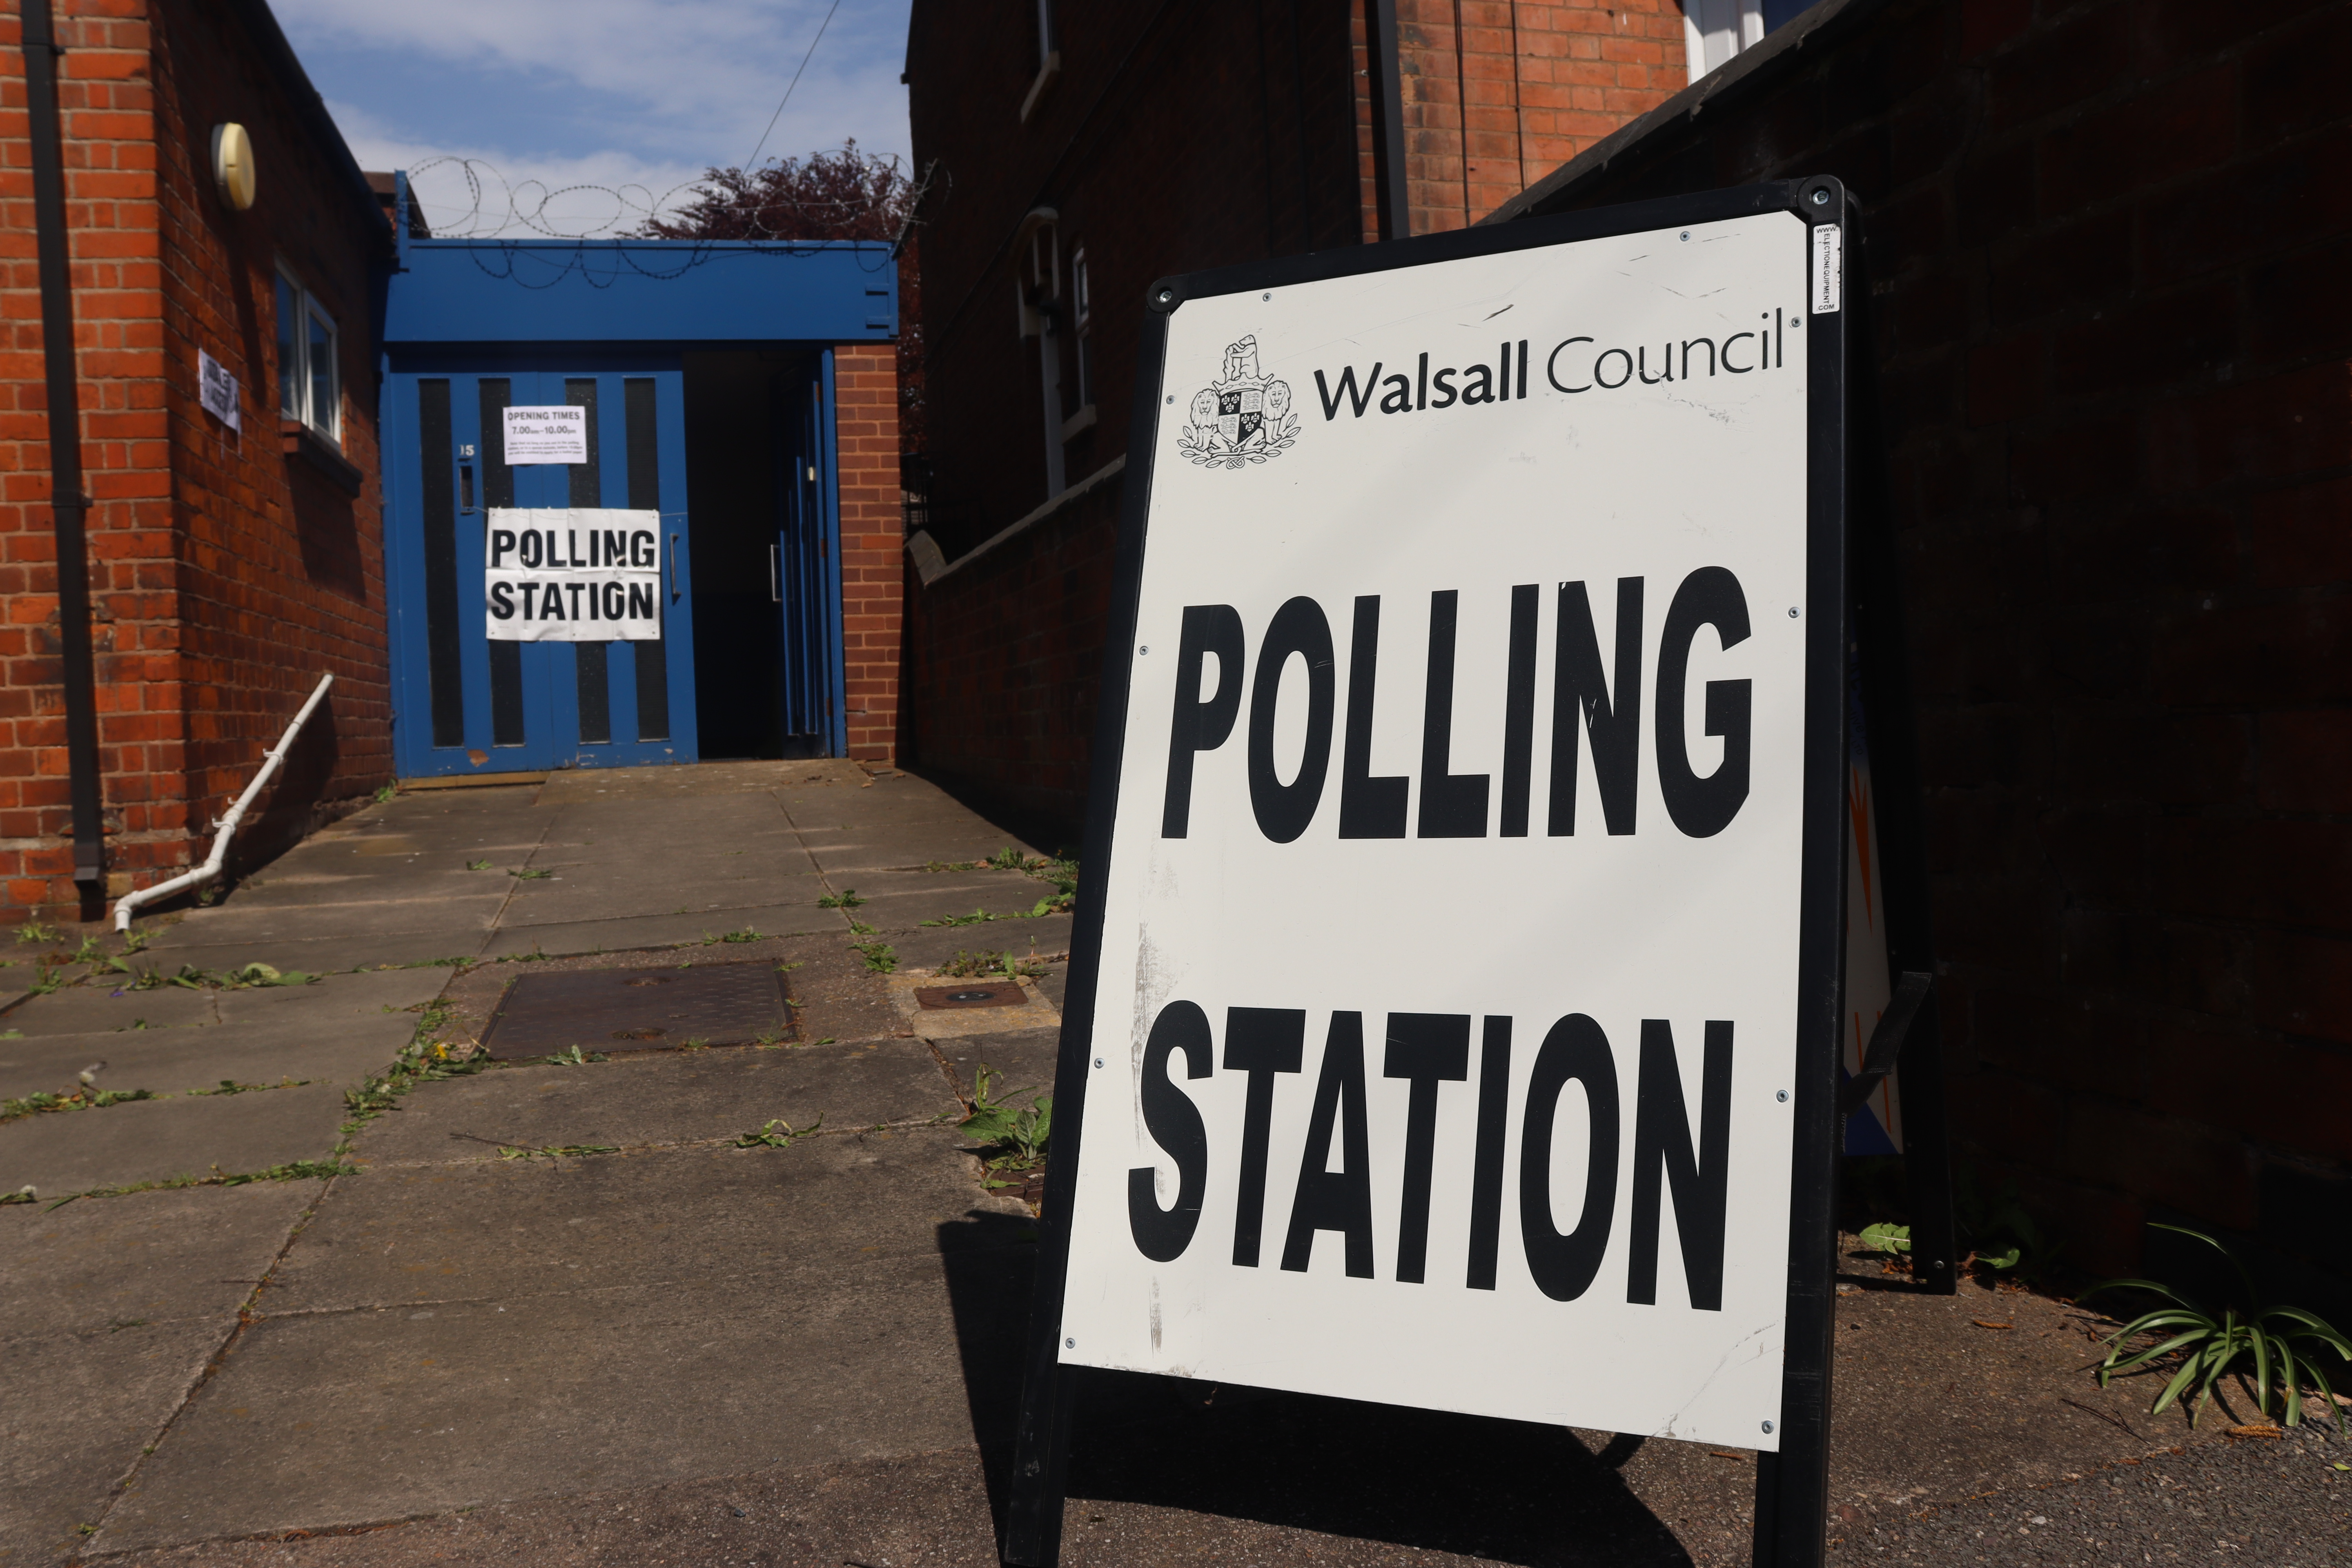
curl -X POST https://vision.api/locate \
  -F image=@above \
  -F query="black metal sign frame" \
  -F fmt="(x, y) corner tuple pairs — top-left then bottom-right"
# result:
(999, 176), (1927, 1568)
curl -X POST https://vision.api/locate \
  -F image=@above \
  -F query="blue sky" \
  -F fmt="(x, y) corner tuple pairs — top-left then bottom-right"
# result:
(276, 0), (915, 236)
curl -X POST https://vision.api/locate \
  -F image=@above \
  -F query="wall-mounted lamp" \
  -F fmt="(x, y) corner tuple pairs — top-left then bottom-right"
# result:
(211, 123), (256, 211)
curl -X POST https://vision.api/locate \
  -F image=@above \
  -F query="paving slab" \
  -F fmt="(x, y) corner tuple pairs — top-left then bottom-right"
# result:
(537, 758), (864, 804)
(100, 1147), (1031, 1553)
(495, 867), (825, 929)
(279, 1126), (1009, 1312)
(777, 778), (1016, 828)
(479, 903), (843, 956)
(929, 1025), (1062, 1112)
(0, 1011), (414, 1102)
(838, 869), (1062, 933)
(211, 967), (456, 1024)
(345, 1043), (960, 1169)
(136, 935), (488, 975)
(888, 912), (1076, 971)
(790, 825), (1051, 876)
(4, 1319), (232, 1563)
(0, 982), (220, 1036)
(201, 868), (502, 912)
(0, 1083), (349, 1195)
(1, 1178), (319, 1338)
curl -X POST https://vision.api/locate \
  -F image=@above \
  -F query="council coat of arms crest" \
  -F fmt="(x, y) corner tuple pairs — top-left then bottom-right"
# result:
(1174, 334), (1299, 468)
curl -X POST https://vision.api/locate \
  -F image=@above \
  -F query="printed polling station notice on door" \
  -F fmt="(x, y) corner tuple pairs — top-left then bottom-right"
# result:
(1055, 211), (1821, 1451)
(485, 508), (661, 642)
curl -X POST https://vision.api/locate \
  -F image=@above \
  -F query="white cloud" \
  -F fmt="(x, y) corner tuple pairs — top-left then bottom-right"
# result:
(326, 100), (715, 236)
(279, 0), (911, 175)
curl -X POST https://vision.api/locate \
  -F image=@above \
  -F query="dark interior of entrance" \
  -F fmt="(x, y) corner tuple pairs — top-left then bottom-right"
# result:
(683, 350), (826, 759)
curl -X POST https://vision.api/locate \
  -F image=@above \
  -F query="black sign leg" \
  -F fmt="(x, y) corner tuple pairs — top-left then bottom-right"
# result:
(1002, 1348), (1077, 1566)
(1896, 995), (1959, 1294)
(1754, 970), (1841, 1568)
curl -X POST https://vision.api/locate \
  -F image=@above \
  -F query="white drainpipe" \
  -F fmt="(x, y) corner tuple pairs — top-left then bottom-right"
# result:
(113, 672), (337, 933)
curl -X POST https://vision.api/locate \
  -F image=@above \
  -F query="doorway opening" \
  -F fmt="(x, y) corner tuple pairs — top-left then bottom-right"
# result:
(683, 350), (837, 759)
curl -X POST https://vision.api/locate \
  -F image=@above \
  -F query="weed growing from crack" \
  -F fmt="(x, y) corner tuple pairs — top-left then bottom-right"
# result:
(509, 867), (554, 880)
(338, 1001), (490, 1139)
(961, 1065), (1051, 1190)
(497, 1143), (619, 1160)
(542, 1045), (608, 1066)
(38, 1159), (357, 1208)
(733, 1114), (822, 1149)
(816, 889), (866, 909)
(1, 1085), (159, 1123)
(851, 940), (898, 974)
(186, 1077), (309, 1097)
(466, 859), (493, 871)
(938, 949), (1045, 980)
(15, 920), (60, 945)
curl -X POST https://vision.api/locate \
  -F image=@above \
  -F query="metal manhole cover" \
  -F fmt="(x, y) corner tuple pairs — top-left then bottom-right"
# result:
(915, 982), (1027, 1011)
(479, 963), (794, 1059)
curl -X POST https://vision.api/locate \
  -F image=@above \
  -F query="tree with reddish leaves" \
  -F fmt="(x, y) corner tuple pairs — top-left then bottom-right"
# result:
(641, 140), (929, 458)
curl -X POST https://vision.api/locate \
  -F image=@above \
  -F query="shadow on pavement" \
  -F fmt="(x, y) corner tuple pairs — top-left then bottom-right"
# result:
(938, 1212), (1697, 1566)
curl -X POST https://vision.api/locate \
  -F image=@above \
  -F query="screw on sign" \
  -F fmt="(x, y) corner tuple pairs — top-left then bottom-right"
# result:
(1002, 177), (1951, 1568)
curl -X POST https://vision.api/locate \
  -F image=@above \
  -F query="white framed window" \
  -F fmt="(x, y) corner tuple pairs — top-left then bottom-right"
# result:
(1684, 0), (1815, 78)
(275, 269), (341, 443)
(1684, 0), (1765, 77)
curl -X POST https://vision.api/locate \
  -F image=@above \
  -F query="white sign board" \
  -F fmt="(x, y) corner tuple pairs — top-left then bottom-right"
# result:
(485, 508), (661, 642)
(198, 349), (238, 430)
(503, 406), (588, 465)
(1047, 207), (1838, 1456)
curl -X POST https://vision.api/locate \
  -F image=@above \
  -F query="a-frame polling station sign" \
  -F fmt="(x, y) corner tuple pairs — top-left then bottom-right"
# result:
(1008, 179), (1853, 1566)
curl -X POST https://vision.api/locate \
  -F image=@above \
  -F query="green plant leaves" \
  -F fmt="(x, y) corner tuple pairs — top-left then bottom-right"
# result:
(1858, 1221), (1910, 1256)
(2086, 1234), (2352, 1428)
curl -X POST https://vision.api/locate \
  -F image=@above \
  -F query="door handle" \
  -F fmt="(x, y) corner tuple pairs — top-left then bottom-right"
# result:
(769, 543), (782, 603)
(668, 533), (681, 603)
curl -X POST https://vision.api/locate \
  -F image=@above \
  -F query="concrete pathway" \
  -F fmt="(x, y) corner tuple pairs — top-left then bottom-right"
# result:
(3, 764), (2344, 1565)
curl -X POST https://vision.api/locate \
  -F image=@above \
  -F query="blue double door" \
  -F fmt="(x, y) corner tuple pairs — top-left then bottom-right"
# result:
(390, 361), (697, 773)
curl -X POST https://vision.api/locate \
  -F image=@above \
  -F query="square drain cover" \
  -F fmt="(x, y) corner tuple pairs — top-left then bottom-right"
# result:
(915, 981), (1027, 1010)
(479, 962), (793, 1059)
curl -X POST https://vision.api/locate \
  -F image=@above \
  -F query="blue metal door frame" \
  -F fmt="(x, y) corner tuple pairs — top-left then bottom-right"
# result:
(384, 354), (698, 777)
(379, 190), (895, 777)
(819, 349), (848, 756)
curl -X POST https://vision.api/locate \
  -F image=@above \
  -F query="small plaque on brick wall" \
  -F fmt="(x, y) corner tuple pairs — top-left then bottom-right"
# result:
(198, 350), (239, 430)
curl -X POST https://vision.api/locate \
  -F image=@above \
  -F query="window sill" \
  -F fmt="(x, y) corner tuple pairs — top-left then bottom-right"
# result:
(1061, 404), (1097, 441)
(282, 417), (363, 497)
(1020, 52), (1060, 124)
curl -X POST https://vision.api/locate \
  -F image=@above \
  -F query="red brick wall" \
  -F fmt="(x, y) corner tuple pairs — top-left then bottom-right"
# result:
(906, 2), (1362, 554)
(902, 2), (1684, 835)
(1507, 0), (2352, 1291)
(1366, 1), (1688, 239)
(0, 0), (390, 922)
(903, 477), (1122, 836)
(834, 341), (900, 762)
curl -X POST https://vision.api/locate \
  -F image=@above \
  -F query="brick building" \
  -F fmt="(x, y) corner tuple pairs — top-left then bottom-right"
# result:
(0, 0), (395, 922)
(1487, 0), (2352, 1304)
(901, 0), (1761, 827)
(906, 0), (2352, 1298)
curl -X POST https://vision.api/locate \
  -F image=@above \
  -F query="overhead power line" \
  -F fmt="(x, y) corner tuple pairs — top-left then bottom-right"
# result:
(745, 0), (843, 173)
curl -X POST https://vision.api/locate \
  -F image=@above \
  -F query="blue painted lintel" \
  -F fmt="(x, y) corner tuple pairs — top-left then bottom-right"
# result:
(387, 237), (898, 346)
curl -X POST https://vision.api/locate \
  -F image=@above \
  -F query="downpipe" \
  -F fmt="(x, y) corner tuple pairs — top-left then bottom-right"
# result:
(113, 673), (336, 933)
